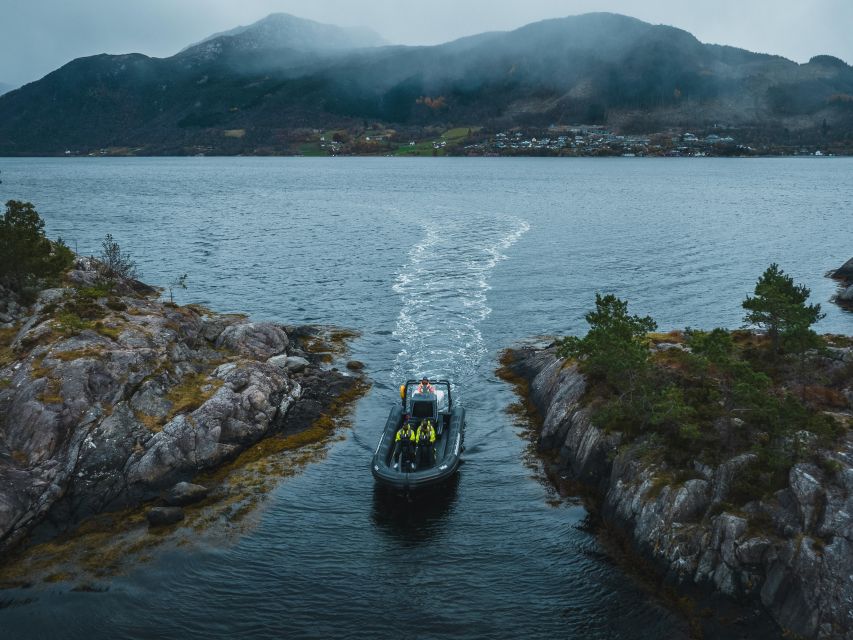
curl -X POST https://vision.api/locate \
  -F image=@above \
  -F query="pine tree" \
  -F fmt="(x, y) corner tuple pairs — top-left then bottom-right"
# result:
(558, 293), (657, 396)
(0, 200), (74, 293)
(742, 264), (823, 355)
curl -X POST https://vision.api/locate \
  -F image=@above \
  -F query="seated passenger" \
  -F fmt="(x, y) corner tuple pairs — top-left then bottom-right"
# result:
(392, 422), (416, 470)
(415, 419), (437, 469)
(416, 377), (435, 394)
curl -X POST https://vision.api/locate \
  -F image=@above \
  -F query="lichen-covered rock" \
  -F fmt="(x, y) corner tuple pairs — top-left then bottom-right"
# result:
(0, 276), (359, 555)
(268, 354), (310, 373)
(788, 463), (825, 531)
(504, 344), (853, 640)
(215, 322), (289, 359)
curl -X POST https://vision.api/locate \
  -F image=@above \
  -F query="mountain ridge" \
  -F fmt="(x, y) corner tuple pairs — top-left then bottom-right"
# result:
(0, 12), (851, 155)
(179, 12), (387, 54)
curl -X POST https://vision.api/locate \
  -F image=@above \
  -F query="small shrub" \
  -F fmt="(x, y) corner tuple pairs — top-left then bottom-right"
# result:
(806, 412), (846, 445)
(62, 297), (105, 321)
(94, 322), (122, 341)
(40, 302), (58, 315)
(105, 298), (127, 312)
(97, 234), (138, 284)
(78, 285), (112, 300)
(801, 385), (848, 409)
(167, 273), (188, 304)
(55, 312), (93, 335)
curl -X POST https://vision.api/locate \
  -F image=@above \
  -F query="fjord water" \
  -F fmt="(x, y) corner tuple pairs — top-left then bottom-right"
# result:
(1, 158), (851, 639)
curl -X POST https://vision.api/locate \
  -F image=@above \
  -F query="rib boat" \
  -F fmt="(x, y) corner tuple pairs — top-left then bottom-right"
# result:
(371, 379), (465, 493)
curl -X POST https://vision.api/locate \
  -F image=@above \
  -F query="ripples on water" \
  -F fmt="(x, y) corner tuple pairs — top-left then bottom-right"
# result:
(0, 157), (850, 639)
(393, 210), (530, 385)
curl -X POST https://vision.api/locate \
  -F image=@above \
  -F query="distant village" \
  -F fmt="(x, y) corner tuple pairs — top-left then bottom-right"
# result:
(460, 127), (746, 157)
(64, 123), (842, 158)
(306, 123), (839, 158)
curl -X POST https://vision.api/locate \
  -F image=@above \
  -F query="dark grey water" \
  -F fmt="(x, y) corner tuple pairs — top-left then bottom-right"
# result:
(0, 158), (850, 639)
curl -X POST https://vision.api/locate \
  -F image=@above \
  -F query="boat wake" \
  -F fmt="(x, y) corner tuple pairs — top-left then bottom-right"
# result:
(391, 212), (529, 390)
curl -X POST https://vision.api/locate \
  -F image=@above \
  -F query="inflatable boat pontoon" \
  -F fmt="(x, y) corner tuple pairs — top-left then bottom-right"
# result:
(371, 379), (465, 493)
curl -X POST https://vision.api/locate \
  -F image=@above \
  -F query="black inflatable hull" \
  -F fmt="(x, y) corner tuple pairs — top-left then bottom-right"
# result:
(371, 405), (465, 493)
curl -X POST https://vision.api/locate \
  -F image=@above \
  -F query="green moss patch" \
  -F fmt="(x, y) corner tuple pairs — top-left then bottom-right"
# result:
(164, 373), (223, 420)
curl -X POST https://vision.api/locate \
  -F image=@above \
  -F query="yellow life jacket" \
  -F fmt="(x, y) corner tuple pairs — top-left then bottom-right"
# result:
(416, 421), (436, 444)
(396, 426), (415, 442)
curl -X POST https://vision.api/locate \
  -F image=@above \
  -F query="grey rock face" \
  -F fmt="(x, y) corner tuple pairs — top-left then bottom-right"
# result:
(788, 463), (825, 531)
(832, 257), (853, 281)
(268, 354), (309, 373)
(130, 379), (171, 418)
(0, 284), (355, 555)
(506, 345), (853, 640)
(712, 453), (758, 505)
(216, 322), (289, 359)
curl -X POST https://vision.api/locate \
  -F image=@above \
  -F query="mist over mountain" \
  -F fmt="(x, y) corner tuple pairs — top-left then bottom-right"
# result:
(181, 13), (386, 55)
(0, 82), (13, 96)
(1, 12), (851, 155)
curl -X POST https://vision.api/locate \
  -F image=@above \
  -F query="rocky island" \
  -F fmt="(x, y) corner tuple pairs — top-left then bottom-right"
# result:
(501, 267), (852, 640)
(0, 203), (365, 561)
(830, 257), (853, 308)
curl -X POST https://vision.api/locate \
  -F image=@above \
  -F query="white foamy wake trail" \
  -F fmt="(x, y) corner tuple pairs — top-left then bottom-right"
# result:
(391, 212), (530, 390)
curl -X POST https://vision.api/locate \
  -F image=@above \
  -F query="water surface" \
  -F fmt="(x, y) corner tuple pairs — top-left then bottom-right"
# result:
(0, 157), (850, 639)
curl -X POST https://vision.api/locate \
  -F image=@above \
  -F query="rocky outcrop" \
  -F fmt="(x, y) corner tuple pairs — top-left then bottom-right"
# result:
(0, 268), (363, 554)
(830, 257), (853, 307)
(163, 482), (208, 506)
(505, 345), (853, 640)
(832, 258), (853, 282)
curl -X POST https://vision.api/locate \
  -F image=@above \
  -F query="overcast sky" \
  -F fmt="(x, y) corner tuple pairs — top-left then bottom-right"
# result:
(2, 0), (850, 87)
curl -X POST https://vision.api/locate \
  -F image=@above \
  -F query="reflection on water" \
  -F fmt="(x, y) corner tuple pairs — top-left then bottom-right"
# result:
(371, 476), (460, 547)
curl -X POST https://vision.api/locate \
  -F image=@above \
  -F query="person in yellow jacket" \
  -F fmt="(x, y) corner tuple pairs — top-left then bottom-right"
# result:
(392, 422), (416, 469)
(415, 419), (436, 469)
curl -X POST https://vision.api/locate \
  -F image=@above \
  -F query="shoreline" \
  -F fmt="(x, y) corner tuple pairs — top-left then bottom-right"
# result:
(0, 260), (369, 570)
(1, 154), (850, 159)
(498, 341), (853, 640)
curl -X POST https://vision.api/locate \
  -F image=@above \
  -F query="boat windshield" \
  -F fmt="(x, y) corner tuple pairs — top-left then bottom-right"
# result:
(406, 383), (450, 413)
